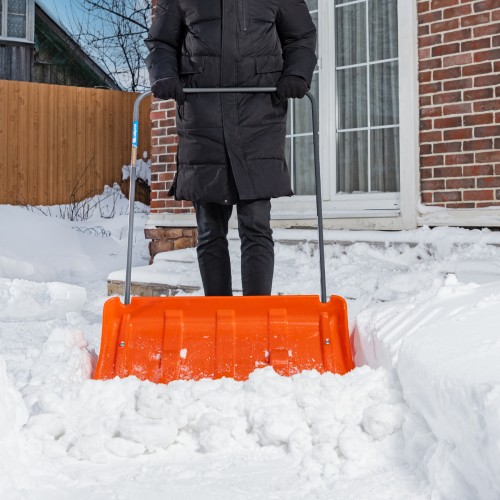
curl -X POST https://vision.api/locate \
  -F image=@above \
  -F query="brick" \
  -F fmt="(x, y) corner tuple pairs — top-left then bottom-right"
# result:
(420, 58), (443, 71)
(443, 103), (472, 115)
(494, 34), (500, 47)
(422, 155), (444, 166)
(474, 74), (500, 87)
(474, 100), (500, 113)
(435, 116), (463, 128)
(474, 0), (498, 12)
(464, 88), (494, 101)
(421, 192), (433, 203)
(431, 18), (460, 33)
(420, 119), (433, 131)
(477, 176), (500, 188)
(422, 179), (446, 190)
(463, 138), (493, 151)
(421, 130), (443, 142)
(475, 125), (500, 137)
(461, 37), (491, 52)
(419, 24), (431, 37)
(419, 11), (443, 25)
(463, 112), (494, 125)
(432, 43), (460, 56)
(474, 48), (500, 63)
(433, 66), (462, 80)
(477, 151), (500, 163)
(420, 95), (432, 107)
(434, 141), (462, 153)
(421, 34), (443, 48)
(419, 70), (433, 83)
(151, 110), (167, 121)
(434, 166), (463, 177)
(445, 153), (474, 164)
(444, 128), (473, 140)
(447, 202), (476, 208)
(444, 28), (472, 42)
(149, 240), (174, 255)
(461, 12), (491, 27)
(474, 23), (500, 37)
(431, 0), (459, 9)
(418, 1), (430, 14)
(443, 4), (472, 19)
(433, 91), (462, 104)
(477, 201), (500, 207)
(421, 82), (443, 94)
(463, 189), (494, 201)
(150, 181), (166, 192)
(462, 62), (493, 76)
(464, 164), (494, 176)
(446, 178), (476, 189)
(434, 190), (462, 202)
(443, 78), (473, 91)
(443, 53), (472, 67)
(421, 106), (443, 117)
(495, 138), (500, 149)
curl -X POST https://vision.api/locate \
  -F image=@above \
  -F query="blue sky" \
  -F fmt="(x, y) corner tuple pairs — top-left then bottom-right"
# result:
(40, 0), (86, 32)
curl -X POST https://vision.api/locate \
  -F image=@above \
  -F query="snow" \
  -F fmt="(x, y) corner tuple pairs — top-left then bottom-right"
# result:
(1, 188), (499, 499)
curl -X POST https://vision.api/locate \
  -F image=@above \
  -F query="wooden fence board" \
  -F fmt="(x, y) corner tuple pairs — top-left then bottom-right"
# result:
(0, 80), (152, 206)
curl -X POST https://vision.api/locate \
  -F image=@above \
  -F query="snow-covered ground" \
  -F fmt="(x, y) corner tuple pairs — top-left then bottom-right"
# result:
(1, 186), (499, 499)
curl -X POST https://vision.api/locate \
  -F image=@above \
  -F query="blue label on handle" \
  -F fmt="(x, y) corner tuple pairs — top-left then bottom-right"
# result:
(132, 120), (139, 148)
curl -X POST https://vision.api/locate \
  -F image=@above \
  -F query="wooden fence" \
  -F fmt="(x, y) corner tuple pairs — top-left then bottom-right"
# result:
(0, 80), (151, 206)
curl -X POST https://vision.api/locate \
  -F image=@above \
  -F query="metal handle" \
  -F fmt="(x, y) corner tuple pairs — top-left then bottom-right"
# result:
(126, 88), (326, 304)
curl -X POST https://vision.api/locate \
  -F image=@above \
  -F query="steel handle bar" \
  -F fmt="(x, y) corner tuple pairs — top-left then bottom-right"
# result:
(126, 88), (326, 304)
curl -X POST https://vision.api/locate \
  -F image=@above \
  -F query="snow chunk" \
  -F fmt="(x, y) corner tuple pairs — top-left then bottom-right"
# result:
(0, 279), (86, 322)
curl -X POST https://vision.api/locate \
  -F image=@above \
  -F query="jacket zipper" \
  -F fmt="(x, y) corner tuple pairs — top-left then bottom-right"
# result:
(242, 0), (247, 31)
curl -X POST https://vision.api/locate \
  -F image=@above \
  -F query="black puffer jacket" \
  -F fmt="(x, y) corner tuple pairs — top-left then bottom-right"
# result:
(145, 0), (317, 204)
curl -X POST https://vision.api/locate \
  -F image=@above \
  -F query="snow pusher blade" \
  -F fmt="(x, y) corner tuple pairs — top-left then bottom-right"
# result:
(94, 89), (354, 384)
(95, 294), (353, 382)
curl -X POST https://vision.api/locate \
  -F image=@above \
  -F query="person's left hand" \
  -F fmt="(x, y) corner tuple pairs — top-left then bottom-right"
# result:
(276, 75), (309, 100)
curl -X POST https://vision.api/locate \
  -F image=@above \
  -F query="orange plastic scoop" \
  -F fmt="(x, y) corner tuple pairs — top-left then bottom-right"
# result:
(94, 89), (354, 384)
(94, 294), (354, 382)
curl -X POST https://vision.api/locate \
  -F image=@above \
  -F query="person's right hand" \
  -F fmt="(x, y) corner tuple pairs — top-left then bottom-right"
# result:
(151, 77), (185, 105)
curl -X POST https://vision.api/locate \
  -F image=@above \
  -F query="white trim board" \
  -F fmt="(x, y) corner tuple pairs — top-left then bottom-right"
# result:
(418, 206), (500, 228)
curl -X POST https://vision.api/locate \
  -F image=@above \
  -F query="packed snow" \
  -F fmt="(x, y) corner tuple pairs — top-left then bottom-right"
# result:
(1, 185), (499, 499)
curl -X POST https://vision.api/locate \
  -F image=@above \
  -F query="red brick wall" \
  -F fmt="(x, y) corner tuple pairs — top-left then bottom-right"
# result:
(418, 0), (500, 208)
(149, 0), (190, 215)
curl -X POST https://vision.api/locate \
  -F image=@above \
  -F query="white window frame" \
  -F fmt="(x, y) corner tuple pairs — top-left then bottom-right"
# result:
(0, 0), (35, 43)
(271, 0), (419, 230)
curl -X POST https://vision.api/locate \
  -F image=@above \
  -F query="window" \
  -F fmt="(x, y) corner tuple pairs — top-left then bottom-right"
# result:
(277, 0), (418, 226)
(0, 0), (34, 42)
(334, 0), (399, 194)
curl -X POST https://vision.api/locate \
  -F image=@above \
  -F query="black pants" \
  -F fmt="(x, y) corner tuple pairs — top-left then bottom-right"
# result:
(194, 199), (274, 296)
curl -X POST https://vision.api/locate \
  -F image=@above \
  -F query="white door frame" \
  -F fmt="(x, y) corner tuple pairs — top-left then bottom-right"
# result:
(270, 0), (420, 230)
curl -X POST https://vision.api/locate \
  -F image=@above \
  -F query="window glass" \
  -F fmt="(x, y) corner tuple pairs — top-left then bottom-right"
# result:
(286, 2), (318, 195)
(335, 0), (400, 194)
(2, 0), (28, 39)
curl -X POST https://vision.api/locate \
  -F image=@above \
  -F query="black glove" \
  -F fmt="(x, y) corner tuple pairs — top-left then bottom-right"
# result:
(151, 77), (185, 105)
(276, 75), (309, 100)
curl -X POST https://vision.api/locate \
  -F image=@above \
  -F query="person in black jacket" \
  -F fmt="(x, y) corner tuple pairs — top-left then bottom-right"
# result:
(145, 0), (317, 296)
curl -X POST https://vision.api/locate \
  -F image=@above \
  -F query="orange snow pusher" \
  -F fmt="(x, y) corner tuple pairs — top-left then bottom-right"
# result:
(94, 89), (354, 384)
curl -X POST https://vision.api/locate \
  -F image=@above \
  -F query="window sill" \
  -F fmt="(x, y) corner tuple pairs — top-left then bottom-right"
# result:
(0, 37), (34, 45)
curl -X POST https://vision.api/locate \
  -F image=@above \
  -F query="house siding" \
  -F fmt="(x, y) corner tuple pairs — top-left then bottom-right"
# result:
(417, 0), (500, 208)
